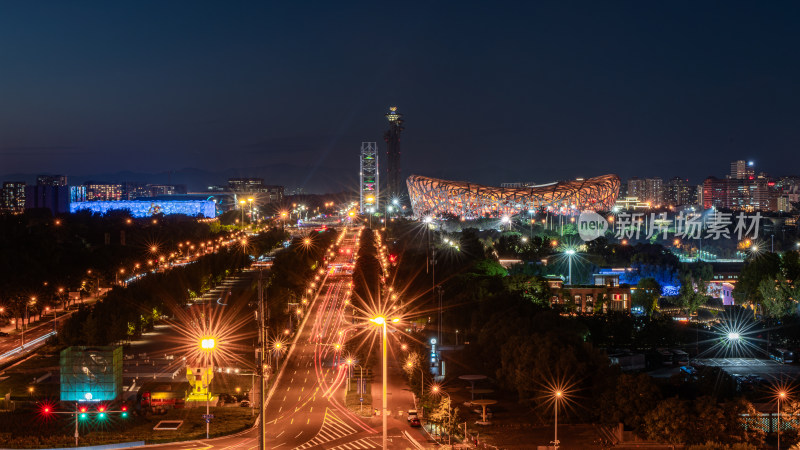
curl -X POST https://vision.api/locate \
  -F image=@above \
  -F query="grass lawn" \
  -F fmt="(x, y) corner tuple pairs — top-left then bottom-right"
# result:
(0, 406), (256, 448)
(344, 382), (373, 418)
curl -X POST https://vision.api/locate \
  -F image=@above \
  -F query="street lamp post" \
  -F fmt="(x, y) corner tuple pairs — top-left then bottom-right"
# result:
(370, 316), (399, 450)
(201, 337), (216, 439)
(565, 250), (575, 285)
(552, 390), (562, 450)
(778, 391), (787, 450)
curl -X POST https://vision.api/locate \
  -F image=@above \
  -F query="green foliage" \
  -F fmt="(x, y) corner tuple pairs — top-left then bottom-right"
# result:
(677, 275), (708, 314)
(643, 397), (690, 443)
(643, 397), (764, 445)
(599, 373), (661, 430)
(502, 274), (551, 305)
(470, 259), (507, 277)
(733, 252), (782, 304)
(632, 277), (661, 315)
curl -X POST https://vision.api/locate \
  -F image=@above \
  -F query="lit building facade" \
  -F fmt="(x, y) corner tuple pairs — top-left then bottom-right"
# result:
(37, 174), (68, 186)
(406, 174), (620, 219)
(71, 200), (216, 218)
(1, 181), (26, 213)
(359, 142), (379, 213)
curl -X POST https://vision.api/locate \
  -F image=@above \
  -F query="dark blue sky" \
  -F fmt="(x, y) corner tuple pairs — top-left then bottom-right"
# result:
(1, 1), (799, 189)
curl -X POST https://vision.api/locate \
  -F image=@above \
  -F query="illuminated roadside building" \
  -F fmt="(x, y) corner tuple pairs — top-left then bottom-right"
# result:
(406, 174), (620, 219)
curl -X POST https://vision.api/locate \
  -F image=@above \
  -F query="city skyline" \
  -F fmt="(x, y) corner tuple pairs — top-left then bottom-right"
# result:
(1, 2), (799, 188)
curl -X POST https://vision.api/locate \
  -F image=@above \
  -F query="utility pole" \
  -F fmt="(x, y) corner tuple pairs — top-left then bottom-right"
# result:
(258, 270), (267, 450)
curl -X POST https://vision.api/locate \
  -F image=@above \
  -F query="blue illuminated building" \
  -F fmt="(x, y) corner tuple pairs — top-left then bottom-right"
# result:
(71, 199), (216, 218)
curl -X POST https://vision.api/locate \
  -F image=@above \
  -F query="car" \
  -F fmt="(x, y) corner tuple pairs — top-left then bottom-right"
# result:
(240, 400), (251, 407)
(407, 410), (418, 422)
(409, 418), (421, 428)
(680, 365), (697, 376)
(0, 331), (8, 337)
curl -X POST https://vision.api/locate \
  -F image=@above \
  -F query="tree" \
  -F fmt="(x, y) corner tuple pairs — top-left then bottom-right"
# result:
(783, 250), (800, 283)
(633, 278), (661, 315)
(733, 252), (781, 305)
(759, 277), (793, 318)
(599, 373), (661, 431)
(677, 275), (708, 314)
(643, 397), (690, 444)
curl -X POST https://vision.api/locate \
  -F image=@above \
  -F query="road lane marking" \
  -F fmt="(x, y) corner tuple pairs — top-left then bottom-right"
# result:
(295, 432), (303, 438)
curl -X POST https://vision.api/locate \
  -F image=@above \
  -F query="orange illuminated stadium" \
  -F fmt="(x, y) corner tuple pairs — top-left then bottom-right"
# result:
(406, 174), (621, 219)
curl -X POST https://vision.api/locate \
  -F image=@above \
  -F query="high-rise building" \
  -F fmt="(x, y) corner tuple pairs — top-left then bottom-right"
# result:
(36, 174), (68, 186)
(1, 181), (26, 213)
(644, 177), (664, 206)
(359, 142), (379, 214)
(625, 177), (662, 206)
(226, 178), (283, 204)
(84, 182), (124, 201)
(384, 106), (404, 200)
(730, 159), (755, 180)
(665, 177), (693, 206)
(626, 177), (645, 200)
(228, 178), (265, 192)
(25, 185), (71, 214)
(702, 176), (778, 211)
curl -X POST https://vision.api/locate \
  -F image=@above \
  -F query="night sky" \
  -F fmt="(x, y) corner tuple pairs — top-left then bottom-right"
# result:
(1, 1), (799, 191)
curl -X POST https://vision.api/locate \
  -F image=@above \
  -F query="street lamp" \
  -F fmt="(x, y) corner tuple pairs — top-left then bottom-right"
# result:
(778, 390), (787, 450)
(552, 390), (563, 450)
(22, 296), (36, 348)
(200, 337), (216, 439)
(564, 249), (576, 285)
(370, 315), (399, 450)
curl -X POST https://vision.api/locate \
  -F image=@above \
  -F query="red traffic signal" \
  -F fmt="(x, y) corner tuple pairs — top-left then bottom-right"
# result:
(79, 406), (88, 413)
(42, 406), (51, 414)
(121, 405), (128, 412)
(97, 405), (106, 412)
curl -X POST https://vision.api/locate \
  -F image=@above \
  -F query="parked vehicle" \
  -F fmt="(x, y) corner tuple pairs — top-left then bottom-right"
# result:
(671, 349), (689, 366)
(240, 400), (251, 407)
(680, 365), (697, 377)
(407, 410), (418, 422)
(410, 418), (421, 427)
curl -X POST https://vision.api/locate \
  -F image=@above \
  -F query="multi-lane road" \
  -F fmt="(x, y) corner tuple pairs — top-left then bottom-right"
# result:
(145, 227), (424, 450)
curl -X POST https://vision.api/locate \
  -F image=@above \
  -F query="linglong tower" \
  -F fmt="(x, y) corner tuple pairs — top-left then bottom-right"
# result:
(359, 142), (379, 214)
(383, 106), (404, 200)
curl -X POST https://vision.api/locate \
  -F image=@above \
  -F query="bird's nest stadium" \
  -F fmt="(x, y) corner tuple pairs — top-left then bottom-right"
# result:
(406, 174), (620, 219)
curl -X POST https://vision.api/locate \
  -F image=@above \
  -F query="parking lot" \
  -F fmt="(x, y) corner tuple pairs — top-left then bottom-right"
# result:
(695, 358), (800, 380)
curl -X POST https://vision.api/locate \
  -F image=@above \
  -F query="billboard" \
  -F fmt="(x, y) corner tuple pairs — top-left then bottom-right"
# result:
(60, 346), (123, 402)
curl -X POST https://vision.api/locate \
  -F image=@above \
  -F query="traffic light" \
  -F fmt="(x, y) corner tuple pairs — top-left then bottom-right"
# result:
(121, 405), (128, 418)
(79, 406), (88, 420)
(97, 405), (106, 420)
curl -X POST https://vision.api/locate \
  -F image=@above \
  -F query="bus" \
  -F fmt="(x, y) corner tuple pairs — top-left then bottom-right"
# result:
(671, 349), (690, 366)
(770, 348), (795, 364)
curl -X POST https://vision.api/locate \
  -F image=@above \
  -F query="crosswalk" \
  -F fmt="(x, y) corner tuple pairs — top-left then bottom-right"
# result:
(328, 438), (380, 449)
(292, 409), (370, 450)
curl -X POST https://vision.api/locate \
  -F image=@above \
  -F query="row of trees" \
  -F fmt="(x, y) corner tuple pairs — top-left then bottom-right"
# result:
(57, 247), (251, 346)
(0, 209), (231, 329)
(384, 219), (792, 446)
